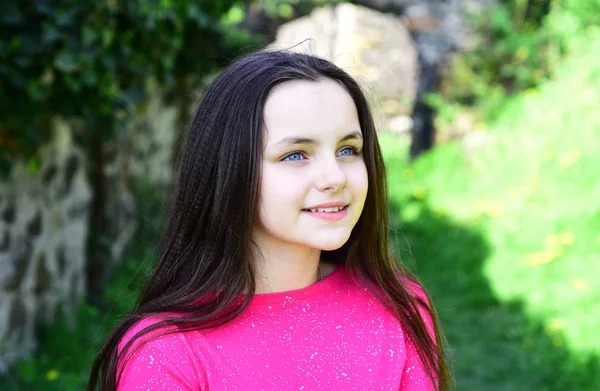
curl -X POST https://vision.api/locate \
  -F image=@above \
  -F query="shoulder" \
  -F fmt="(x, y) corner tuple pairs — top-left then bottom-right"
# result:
(117, 316), (205, 390)
(118, 315), (181, 356)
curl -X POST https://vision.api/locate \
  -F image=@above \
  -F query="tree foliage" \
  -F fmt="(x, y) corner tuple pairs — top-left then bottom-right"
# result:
(0, 0), (260, 176)
(433, 0), (600, 123)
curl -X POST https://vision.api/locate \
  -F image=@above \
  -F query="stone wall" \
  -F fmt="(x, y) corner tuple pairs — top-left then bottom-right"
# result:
(0, 88), (182, 372)
(126, 81), (182, 186)
(0, 121), (91, 372)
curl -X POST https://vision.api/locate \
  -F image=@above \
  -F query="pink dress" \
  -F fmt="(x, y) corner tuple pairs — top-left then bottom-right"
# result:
(117, 265), (436, 390)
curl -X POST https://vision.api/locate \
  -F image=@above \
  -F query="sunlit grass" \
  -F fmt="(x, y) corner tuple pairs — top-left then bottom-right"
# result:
(381, 31), (600, 390)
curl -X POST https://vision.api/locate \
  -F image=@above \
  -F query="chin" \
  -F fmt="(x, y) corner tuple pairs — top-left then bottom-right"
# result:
(317, 243), (346, 251)
(310, 235), (351, 251)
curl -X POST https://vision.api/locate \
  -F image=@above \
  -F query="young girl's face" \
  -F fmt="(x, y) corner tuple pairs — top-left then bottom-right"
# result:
(255, 78), (368, 253)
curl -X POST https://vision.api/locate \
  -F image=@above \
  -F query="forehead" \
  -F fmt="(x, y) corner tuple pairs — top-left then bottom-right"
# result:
(263, 78), (360, 144)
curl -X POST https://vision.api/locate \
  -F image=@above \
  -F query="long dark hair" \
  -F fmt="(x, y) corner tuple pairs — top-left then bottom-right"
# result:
(87, 49), (451, 390)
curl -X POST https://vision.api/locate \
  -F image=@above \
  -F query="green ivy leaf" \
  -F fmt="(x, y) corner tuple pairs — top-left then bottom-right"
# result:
(40, 68), (55, 86)
(27, 80), (50, 101)
(10, 37), (22, 49)
(82, 25), (99, 46)
(54, 50), (79, 73)
(42, 22), (61, 45)
(81, 70), (98, 87)
(63, 73), (82, 92)
(26, 156), (41, 176)
(161, 55), (175, 71)
(55, 8), (78, 27)
(187, 3), (209, 26)
(102, 28), (115, 48)
(222, 5), (244, 26)
(278, 3), (294, 19)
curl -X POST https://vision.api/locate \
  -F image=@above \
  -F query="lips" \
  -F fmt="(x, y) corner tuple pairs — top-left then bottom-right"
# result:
(302, 201), (349, 211)
(301, 205), (349, 221)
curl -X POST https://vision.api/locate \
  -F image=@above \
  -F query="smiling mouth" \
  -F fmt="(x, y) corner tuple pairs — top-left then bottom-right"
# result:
(302, 205), (348, 213)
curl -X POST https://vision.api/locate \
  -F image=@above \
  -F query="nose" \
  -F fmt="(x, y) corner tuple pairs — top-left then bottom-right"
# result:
(314, 156), (347, 192)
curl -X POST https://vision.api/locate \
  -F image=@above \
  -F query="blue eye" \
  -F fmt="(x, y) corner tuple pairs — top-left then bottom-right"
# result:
(338, 147), (358, 157)
(283, 152), (305, 162)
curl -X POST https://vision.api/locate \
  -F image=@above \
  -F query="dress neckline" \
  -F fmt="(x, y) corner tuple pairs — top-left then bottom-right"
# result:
(249, 264), (346, 306)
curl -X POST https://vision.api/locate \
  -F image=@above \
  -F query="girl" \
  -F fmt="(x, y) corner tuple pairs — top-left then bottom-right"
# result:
(88, 50), (451, 391)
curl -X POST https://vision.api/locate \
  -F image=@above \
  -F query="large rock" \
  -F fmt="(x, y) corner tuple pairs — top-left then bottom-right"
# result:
(271, 3), (418, 132)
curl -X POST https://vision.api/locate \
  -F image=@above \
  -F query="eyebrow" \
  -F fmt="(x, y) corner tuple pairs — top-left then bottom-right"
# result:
(273, 130), (363, 146)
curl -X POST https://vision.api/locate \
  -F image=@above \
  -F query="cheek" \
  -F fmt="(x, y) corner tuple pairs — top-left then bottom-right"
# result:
(258, 167), (307, 217)
(350, 163), (369, 200)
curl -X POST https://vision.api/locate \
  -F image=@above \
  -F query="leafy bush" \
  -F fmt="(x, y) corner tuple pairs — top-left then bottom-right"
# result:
(435, 0), (600, 125)
(0, 0), (260, 177)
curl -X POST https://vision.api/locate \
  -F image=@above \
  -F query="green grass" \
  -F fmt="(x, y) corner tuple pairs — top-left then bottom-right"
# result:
(382, 29), (600, 391)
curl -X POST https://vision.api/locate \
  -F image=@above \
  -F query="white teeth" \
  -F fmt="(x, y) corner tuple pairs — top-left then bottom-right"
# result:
(317, 206), (343, 212)
(304, 206), (347, 213)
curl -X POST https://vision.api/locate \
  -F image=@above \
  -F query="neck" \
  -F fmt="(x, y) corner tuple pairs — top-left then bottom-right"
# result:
(252, 235), (322, 294)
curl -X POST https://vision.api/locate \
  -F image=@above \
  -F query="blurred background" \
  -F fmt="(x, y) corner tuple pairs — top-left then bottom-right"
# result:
(0, 0), (598, 390)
